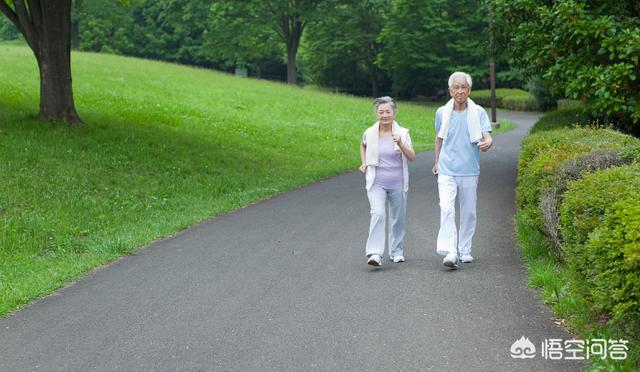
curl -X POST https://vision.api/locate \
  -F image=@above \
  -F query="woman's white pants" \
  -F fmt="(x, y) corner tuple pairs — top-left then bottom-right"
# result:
(365, 185), (407, 259)
(436, 175), (478, 257)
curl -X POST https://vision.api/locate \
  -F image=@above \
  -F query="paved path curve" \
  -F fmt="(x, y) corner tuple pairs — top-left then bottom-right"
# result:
(0, 111), (585, 371)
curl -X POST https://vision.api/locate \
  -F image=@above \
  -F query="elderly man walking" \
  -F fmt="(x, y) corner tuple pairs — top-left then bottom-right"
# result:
(432, 72), (493, 269)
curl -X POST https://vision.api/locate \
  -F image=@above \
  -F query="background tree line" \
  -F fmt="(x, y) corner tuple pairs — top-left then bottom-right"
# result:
(1, 0), (518, 99)
(2, 0), (638, 133)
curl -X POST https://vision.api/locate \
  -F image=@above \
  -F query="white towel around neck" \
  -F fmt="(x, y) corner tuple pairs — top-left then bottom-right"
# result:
(365, 121), (402, 166)
(437, 98), (483, 143)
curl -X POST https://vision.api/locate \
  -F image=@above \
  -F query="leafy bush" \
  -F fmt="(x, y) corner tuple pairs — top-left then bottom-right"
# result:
(516, 110), (640, 369)
(619, 143), (640, 163)
(556, 99), (584, 111)
(0, 15), (19, 41)
(472, 88), (540, 111)
(559, 167), (640, 338)
(560, 165), (640, 249)
(494, 0), (640, 133)
(525, 75), (556, 110)
(502, 95), (539, 111)
(517, 128), (636, 236)
(539, 150), (625, 254)
(529, 109), (590, 133)
(586, 199), (640, 330)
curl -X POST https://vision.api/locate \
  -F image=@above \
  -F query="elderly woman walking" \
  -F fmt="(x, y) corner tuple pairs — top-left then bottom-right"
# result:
(360, 96), (416, 267)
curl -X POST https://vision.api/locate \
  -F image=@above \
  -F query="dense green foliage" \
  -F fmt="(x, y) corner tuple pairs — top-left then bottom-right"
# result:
(300, 0), (389, 97)
(560, 166), (640, 340)
(72, 0), (222, 69)
(204, 1), (282, 75)
(378, 0), (489, 98)
(529, 108), (590, 133)
(494, 0), (640, 133)
(516, 110), (640, 369)
(0, 0), (524, 98)
(560, 165), (640, 249)
(517, 127), (636, 236)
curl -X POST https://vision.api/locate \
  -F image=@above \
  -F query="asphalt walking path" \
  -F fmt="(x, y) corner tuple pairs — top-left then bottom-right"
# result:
(0, 111), (585, 371)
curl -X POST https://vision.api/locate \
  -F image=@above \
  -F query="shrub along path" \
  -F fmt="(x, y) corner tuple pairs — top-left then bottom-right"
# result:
(0, 111), (584, 371)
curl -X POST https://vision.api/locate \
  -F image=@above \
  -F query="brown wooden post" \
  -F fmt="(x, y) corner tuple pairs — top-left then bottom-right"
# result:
(488, 0), (499, 128)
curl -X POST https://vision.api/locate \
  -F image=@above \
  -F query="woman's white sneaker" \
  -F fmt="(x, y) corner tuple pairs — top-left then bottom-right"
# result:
(368, 254), (382, 267)
(443, 252), (459, 269)
(460, 254), (474, 263)
(392, 256), (405, 263)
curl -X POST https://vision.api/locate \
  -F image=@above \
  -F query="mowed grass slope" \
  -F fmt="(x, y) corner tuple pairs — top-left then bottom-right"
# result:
(0, 44), (512, 317)
(0, 44), (433, 316)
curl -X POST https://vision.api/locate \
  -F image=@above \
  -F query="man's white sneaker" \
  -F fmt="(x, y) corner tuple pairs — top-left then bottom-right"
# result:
(368, 254), (382, 267)
(443, 252), (459, 269)
(392, 256), (405, 263)
(460, 254), (474, 263)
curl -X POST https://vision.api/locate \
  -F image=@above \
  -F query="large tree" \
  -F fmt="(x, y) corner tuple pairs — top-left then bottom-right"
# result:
(204, 1), (283, 76)
(378, 0), (489, 98)
(209, 0), (332, 85)
(302, 0), (390, 97)
(0, 0), (80, 123)
(494, 0), (640, 133)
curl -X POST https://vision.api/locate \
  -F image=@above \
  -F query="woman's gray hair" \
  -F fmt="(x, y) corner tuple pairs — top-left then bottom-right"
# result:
(448, 72), (473, 88)
(374, 96), (397, 113)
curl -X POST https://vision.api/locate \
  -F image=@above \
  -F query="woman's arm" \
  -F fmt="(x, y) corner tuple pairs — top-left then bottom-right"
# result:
(398, 139), (416, 161)
(433, 137), (443, 175)
(393, 133), (416, 161)
(359, 142), (367, 173)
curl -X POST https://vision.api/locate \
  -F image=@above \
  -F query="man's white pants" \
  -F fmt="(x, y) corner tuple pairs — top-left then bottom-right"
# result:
(436, 175), (478, 257)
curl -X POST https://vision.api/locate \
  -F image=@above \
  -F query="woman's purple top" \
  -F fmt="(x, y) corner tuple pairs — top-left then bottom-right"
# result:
(373, 137), (403, 190)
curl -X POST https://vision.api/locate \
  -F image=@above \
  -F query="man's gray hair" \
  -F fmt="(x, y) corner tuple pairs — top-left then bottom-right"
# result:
(374, 96), (397, 113)
(448, 72), (473, 88)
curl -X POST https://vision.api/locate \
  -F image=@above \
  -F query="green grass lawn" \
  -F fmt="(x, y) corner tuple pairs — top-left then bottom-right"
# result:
(0, 43), (514, 317)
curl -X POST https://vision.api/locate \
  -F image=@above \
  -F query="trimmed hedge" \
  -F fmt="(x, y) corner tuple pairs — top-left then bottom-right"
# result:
(471, 88), (540, 111)
(560, 165), (640, 248)
(539, 150), (624, 252)
(560, 166), (640, 333)
(556, 99), (584, 111)
(529, 108), (590, 133)
(517, 128), (638, 237)
(517, 110), (640, 364)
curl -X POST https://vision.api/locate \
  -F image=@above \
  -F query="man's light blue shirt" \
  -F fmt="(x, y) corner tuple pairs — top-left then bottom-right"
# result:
(435, 106), (492, 176)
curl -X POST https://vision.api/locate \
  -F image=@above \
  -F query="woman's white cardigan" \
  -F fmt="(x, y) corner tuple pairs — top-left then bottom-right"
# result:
(363, 121), (410, 192)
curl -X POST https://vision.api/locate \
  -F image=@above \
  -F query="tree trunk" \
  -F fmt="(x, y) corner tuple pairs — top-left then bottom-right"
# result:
(286, 45), (297, 85)
(369, 63), (380, 98)
(371, 75), (379, 98)
(37, 1), (80, 123)
(0, 0), (81, 124)
(281, 15), (303, 86)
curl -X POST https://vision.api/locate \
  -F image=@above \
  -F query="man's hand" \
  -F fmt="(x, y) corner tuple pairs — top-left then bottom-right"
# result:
(432, 164), (438, 176)
(478, 137), (493, 152)
(359, 164), (367, 173)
